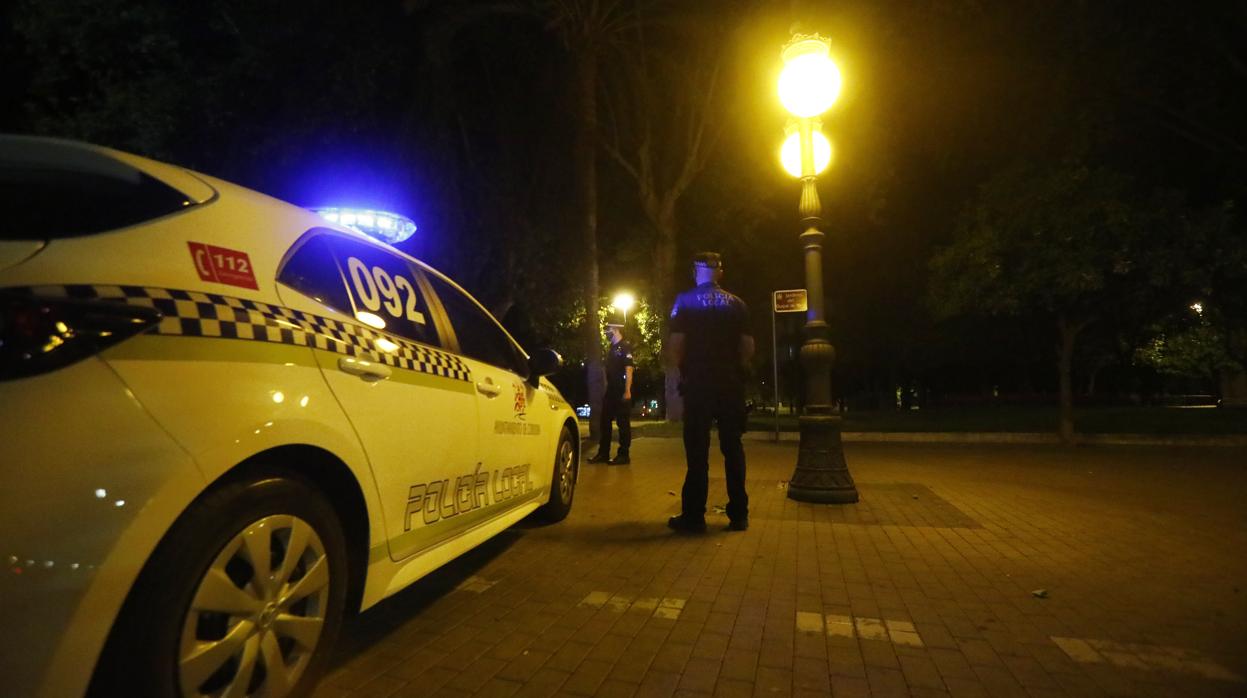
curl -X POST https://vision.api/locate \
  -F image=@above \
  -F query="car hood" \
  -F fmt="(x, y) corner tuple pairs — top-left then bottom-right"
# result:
(0, 240), (46, 274)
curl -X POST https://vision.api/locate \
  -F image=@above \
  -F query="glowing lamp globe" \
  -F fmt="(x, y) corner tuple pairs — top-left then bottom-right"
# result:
(781, 130), (833, 177)
(611, 292), (636, 313)
(778, 37), (842, 118)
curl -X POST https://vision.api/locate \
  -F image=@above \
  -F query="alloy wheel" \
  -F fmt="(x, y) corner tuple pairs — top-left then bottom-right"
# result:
(178, 514), (330, 697)
(556, 438), (575, 504)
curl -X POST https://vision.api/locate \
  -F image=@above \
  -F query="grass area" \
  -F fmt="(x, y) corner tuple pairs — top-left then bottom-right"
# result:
(625, 406), (1247, 436)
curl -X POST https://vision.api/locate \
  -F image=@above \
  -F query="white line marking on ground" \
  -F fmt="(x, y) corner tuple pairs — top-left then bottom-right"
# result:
(606, 594), (632, 613)
(1052, 637), (1104, 663)
(796, 611), (824, 633)
(579, 592), (684, 619)
(854, 617), (890, 641)
(455, 576), (497, 593)
(630, 597), (659, 612)
(825, 614), (856, 639)
(579, 591), (611, 608)
(797, 613), (924, 647)
(1052, 637), (1243, 682)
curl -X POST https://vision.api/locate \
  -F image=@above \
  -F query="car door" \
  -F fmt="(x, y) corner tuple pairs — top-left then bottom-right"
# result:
(420, 270), (551, 513)
(275, 230), (481, 562)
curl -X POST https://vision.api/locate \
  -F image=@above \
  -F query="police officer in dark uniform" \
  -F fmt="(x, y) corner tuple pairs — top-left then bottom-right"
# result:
(587, 322), (634, 465)
(667, 252), (755, 532)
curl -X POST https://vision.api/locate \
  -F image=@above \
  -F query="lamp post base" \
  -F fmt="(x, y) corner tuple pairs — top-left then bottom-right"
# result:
(787, 414), (859, 503)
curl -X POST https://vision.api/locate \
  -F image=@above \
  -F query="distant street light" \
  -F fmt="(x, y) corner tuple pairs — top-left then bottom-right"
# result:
(611, 291), (636, 327)
(778, 34), (859, 504)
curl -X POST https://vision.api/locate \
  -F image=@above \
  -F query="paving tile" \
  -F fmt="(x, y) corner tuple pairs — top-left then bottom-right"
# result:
(635, 670), (681, 698)
(859, 639), (901, 669)
(829, 675), (871, 698)
(512, 668), (571, 698)
(312, 442), (1247, 698)
(444, 657), (507, 693)
(651, 642), (695, 674)
(595, 679), (641, 698)
(713, 678), (754, 698)
(899, 652), (947, 690)
(346, 674), (406, 698)
(473, 678), (522, 698)
(865, 666), (911, 697)
(752, 665), (793, 696)
(496, 649), (555, 683)
(790, 656), (830, 693)
(562, 658), (615, 696)
(677, 657), (721, 694)
(589, 633), (635, 663)
(547, 641), (594, 672)
(388, 665), (456, 696)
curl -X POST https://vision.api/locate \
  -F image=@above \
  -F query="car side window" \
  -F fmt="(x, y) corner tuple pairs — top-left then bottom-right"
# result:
(423, 272), (527, 375)
(277, 231), (440, 347)
(276, 233), (354, 314)
(324, 237), (439, 346)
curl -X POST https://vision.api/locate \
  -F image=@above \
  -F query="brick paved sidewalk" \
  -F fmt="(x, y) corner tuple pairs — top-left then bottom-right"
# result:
(312, 440), (1247, 698)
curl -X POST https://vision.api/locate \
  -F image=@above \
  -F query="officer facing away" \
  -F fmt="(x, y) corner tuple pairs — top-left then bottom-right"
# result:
(667, 252), (755, 532)
(588, 323), (634, 465)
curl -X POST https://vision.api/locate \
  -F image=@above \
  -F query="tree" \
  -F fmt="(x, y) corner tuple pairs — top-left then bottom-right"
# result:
(541, 0), (639, 437)
(929, 164), (1195, 442)
(600, 7), (727, 420)
(1135, 311), (1240, 397)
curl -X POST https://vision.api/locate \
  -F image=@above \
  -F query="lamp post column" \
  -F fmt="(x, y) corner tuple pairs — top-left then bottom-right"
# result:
(787, 116), (859, 504)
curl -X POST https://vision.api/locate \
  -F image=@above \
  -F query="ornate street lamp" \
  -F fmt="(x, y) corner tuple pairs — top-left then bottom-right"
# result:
(778, 34), (859, 504)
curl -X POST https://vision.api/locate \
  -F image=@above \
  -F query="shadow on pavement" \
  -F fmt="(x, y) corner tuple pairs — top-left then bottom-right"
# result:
(327, 529), (524, 666)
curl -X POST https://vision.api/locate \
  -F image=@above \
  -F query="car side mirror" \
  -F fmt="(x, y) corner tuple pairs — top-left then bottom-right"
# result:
(527, 348), (562, 386)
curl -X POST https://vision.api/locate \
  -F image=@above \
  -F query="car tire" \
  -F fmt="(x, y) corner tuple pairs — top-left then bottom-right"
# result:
(92, 471), (348, 698)
(535, 425), (577, 522)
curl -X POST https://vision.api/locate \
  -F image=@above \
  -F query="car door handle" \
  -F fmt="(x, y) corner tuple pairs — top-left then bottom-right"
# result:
(338, 357), (391, 382)
(476, 380), (501, 397)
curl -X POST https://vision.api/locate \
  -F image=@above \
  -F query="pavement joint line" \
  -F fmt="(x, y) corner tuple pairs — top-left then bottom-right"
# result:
(1052, 636), (1244, 682)
(316, 439), (1247, 696)
(798, 612), (925, 647)
(579, 591), (685, 620)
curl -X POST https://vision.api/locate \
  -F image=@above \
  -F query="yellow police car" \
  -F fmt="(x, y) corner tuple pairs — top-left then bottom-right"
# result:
(0, 135), (579, 698)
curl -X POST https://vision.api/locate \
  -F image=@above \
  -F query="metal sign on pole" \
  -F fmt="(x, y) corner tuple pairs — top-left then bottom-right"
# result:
(772, 289), (808, 441)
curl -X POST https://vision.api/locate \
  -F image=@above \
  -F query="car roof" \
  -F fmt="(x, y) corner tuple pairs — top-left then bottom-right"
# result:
(0, 134), (218, 205)
(1, 135), (530, 356)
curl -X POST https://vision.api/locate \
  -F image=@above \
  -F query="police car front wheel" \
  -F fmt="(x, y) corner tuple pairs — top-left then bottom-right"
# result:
(92, 471), (349, 698)
(536, 425), (577, 522)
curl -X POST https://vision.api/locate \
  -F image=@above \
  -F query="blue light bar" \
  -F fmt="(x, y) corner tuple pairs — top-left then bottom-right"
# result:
(311, 207), (417, 245)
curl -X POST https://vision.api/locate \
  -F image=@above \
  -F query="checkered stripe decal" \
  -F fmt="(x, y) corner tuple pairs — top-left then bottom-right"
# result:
(23, 284), (471, 382)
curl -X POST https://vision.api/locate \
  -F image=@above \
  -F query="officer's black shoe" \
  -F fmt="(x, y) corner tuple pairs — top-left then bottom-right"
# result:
(724, 518), (749, 532)
(608, 452), (630, 465)
(586, 452), (611, 464)
(667, 515), (707, 533)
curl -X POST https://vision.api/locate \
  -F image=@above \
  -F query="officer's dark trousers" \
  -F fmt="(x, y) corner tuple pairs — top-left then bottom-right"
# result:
(681, 389), (748, 522)
(597, 393), (631, 456)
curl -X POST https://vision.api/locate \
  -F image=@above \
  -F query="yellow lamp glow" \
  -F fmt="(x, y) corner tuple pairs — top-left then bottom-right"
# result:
(778, 37), (842, 118)
(611, 292), (636, 314)
(781, 130), (833, 177)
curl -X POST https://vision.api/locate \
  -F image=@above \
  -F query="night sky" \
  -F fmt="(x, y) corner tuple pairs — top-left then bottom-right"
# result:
(3, 0), (1244, 407)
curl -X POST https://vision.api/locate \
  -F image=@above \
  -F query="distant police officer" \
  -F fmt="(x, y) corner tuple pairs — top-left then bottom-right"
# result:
(588, 322), (634, 465)
(667, 252), (755, 532)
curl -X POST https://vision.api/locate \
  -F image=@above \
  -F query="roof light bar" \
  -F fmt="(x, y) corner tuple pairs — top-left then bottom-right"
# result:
(311, 207), (416, 245)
